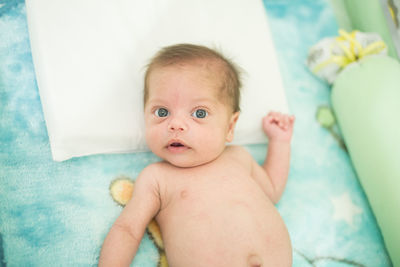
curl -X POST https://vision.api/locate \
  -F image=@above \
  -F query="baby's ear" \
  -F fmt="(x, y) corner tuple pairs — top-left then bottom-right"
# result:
(226, 112), (240, 142)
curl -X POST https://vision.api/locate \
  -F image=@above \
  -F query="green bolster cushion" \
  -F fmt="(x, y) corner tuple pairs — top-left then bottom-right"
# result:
(332, 55), (400, 266)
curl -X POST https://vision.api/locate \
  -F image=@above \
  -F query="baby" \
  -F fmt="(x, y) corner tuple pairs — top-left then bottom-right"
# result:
(99, 44), (295, 267)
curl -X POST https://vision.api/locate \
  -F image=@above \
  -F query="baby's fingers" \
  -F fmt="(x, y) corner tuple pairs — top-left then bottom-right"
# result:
(286, 115), (295, 127)
(266, 112), (295, 130)
(267, 111), (283, 122)
(282, 115), (295, 130)
(272, 112), (289, 129)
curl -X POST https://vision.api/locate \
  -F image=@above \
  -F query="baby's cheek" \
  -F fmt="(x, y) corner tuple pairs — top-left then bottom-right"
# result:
(200, 131), (226, 155)
(145, 126), (161, 151)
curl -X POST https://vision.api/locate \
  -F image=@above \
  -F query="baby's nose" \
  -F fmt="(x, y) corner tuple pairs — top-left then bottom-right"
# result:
(168, 117), (187, 132)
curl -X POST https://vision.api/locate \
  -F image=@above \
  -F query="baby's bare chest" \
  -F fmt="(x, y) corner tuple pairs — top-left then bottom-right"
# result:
(157, 163), (275, 228)
(154, 163), (290, 266)
(164, 162), (262, 205)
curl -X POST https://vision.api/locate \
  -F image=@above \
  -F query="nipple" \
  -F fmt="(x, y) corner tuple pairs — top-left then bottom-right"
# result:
(247, 254), (262, 267)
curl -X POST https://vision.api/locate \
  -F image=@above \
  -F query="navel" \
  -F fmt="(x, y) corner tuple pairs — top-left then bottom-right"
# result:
(247, 254), (262, 267)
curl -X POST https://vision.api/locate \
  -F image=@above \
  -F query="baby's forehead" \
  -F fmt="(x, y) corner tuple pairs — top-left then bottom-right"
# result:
(160, 58), (224, 73)
(145, 58), (234, 110)
(149, 60), (219, 84)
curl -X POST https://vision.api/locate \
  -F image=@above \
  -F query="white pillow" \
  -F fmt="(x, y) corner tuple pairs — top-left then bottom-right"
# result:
(26, 0), (288, 161)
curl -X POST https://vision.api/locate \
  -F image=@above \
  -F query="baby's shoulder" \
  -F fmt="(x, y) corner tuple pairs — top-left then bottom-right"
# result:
(224, 145), (254, 164)
(139, 161), (169, 178)
(138, 161), (180, 184)
(134, 162), (174, 198)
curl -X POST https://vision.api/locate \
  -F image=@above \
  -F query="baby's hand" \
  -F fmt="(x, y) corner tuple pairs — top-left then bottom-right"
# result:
(262, 111), (295, 142)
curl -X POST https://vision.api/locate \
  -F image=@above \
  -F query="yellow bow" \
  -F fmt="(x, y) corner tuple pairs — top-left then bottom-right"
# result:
(312, 29), (387, 73)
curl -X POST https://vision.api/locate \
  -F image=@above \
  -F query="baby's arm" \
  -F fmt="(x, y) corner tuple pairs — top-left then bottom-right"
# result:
(99, 166), (161, 266)
(252, 112), (295, 203)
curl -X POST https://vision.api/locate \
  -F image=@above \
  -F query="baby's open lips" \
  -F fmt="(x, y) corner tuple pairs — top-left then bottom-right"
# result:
(170, 142), (184, 147)
(166, 140), (190, 150)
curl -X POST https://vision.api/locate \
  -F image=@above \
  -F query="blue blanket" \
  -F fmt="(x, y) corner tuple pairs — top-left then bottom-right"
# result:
(0, 0), (392, 266)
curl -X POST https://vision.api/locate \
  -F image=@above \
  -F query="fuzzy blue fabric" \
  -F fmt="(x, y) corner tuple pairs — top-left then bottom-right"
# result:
(0, 0), (391, 266)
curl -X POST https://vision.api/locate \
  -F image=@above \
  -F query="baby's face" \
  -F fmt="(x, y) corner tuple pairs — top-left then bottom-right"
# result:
(144, 63), (239, 168)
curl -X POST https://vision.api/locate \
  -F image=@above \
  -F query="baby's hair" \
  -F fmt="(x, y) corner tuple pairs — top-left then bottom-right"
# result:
(144, 43), (242, 112)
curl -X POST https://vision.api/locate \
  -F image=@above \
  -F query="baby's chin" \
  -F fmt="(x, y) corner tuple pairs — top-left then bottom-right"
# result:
(159, 151), (222, 168)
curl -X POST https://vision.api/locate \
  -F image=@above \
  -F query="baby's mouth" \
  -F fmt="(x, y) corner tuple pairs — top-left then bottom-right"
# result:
(170, 142), (184, 147)
(167, 140), (189, 152)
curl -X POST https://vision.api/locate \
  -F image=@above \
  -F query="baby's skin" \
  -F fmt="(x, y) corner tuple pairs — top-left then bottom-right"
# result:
(99, 61), (295, 267)
(140, 145), (291, 267)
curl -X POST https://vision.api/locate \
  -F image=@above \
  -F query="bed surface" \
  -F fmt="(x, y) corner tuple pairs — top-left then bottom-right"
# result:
(0, 0), (392, 266)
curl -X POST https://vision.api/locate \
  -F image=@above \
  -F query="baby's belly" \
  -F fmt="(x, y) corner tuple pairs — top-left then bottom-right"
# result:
(156, 180), (292, 267)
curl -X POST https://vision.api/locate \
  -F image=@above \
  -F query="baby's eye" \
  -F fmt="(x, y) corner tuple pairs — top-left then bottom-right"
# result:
(154, 108), (169, 117)
(192, 109), (208, 119)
